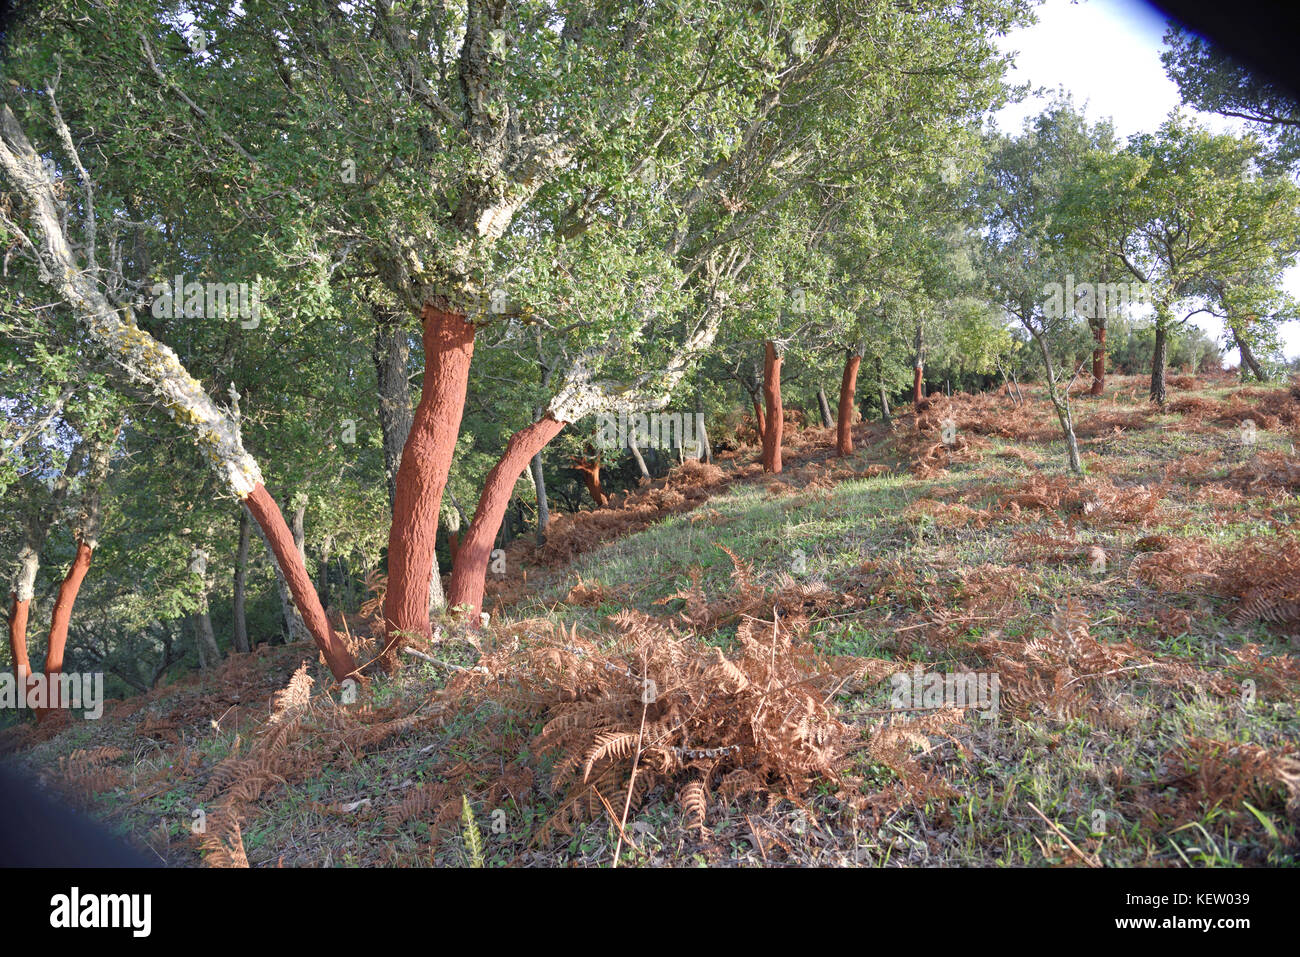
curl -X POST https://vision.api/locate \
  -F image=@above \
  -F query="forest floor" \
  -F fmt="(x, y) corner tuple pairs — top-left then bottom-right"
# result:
(4, 373), (1299, 867)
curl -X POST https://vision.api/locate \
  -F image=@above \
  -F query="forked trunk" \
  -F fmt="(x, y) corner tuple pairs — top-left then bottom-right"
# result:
(6, 591), (32, 691)
(41, 540), (93, 714)
(837, 351), (861, 456)
(382, 307), (475, 654)
(762, 341), (784, 473)
(447, 416), (566, 618)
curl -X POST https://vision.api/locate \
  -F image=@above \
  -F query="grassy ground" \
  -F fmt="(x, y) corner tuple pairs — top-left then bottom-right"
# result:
(4, 373), (1298, 867)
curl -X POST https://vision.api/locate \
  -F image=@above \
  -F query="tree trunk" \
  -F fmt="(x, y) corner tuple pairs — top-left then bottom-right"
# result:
(1032, 331), (1083, 475)
(0, 104), (358, 681)
(912, 323), (925, 406)
(837, 351), (861, 456)
(382, 307), (475, 655)
(1089, 321), (1107, 396)
(1233, 323), (1267, 381)
(1150, 320), (1169, 405)
(232, 507), (251, 654)
(751, 398), (766, 440)
(447, 416), (566, 618)
(6, 543), (39, 686)
(574, 459), (609, 507)
(244, 483), (356, 680)
(188, 547), (222, 670)
(698, 418), (712, 464)
(530, 452), (551, 543)
(42, 541), (93, 713)
(877, 360), (892, 425)
(626, 437), (651, 483)
(762, 341), (784, 473)
(373, 307), (414, 511)
(317, 533), (333, 609)
(816, 388), (833, 428)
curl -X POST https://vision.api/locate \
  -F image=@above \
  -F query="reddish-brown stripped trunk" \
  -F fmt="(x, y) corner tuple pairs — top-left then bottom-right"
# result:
(1089, 323), (1107, 396)
(752, 399), (765, 441)
(244, 483), (356, 681)
(762, 341), (784, 473)
(837, 352), (861, 457)
(573, 459), (609, 507)
(382, 307), (476, 653)
(912, 364), (924, 406)
(6, 591), (32, 688)
(448, 416), (566, 618)
(40, 541), (93, 714)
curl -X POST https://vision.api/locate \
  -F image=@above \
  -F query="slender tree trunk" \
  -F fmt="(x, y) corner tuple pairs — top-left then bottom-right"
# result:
(317, 534), (333, 609)
(1150, 320), (1169, 405)
(837, 351), (861, 456)
(373, 307), (414, 511)
(245, 484), (356, 680)
(188, 547), (222, 669)
(816, 387), (833, 428)
(530, 452), (551, 543)
(912, 323), (925, 406)
(232, 507), (251, 654)
(751, 397), (766, 440)
(878, 359), (892, 425)
(698, 418), (712, 464)
(762, 341), (784, 473)
(626, 437), (651, 483)
(1032, 332), (1083, 474)
(1089, 321), (1107, 396)
(448, 416), (566, 618)
(382, 307), (475, 655)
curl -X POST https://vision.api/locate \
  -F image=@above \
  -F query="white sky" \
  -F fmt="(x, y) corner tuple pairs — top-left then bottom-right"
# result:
(991, 0), (1300, 361)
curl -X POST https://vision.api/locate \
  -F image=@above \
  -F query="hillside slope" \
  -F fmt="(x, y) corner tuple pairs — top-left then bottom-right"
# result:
(4, 374), (1299, 867)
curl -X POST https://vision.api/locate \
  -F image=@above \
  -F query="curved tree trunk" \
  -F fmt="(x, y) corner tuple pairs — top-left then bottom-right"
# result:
(1233, 323), (1267, 381)
(448, 416), (566, 618)
(762, 341), (784, 473)
(382, 307), (475, 654)
(232, 507), (251, 654)
(836, 351), (861, 456)
(751, 398), (766, 441)
(1089, 320), (1107, 396)
(0, 102), (356, 683)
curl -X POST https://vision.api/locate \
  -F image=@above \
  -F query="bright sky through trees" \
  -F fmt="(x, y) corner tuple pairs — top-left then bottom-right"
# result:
(993, 0), (1300, 359)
